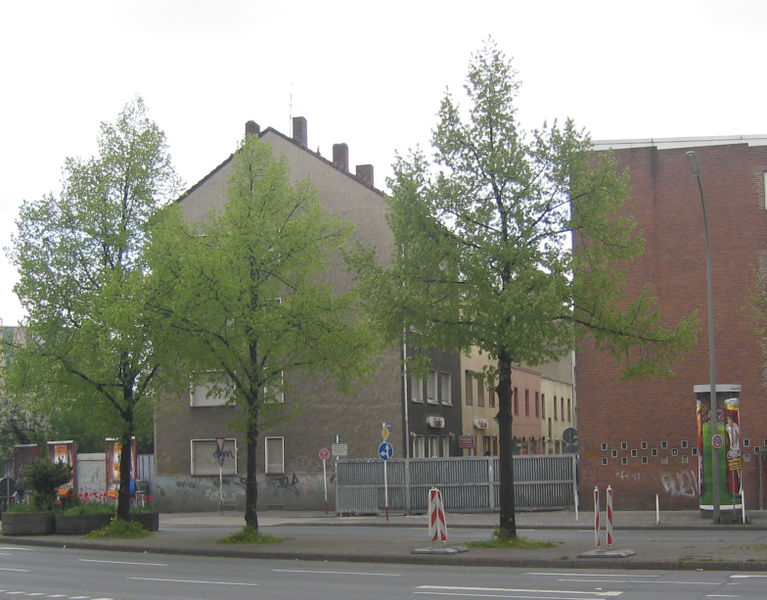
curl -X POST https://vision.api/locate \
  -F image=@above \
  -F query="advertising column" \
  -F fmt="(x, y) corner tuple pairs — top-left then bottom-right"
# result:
(695, 384), (742, 513)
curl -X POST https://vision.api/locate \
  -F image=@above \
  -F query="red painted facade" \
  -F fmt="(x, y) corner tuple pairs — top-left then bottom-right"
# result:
(576, 139), (767, 509)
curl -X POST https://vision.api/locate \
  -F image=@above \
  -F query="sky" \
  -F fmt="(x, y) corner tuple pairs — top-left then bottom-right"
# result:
(2, 0), (766, 326)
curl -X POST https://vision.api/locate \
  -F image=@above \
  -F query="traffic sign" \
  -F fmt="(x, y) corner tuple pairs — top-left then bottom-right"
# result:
(318, 447), (331, 461)
(378, 441), (393, 461)
(712, 433), (724, 449)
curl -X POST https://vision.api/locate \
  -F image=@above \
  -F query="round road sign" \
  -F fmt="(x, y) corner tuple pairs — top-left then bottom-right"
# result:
(712, 433), (724, 449)
(378, 441), (394, 461)
(318, 447), (331, 460)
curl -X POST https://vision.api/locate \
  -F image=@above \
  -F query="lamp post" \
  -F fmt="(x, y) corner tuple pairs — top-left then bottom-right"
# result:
(686, 150), (720, 523)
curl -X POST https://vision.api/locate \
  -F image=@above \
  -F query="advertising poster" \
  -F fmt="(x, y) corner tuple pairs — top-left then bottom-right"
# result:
(105, 437), (138, 498)
(695, 385), (742, 511)
(46, 440), (77, 494)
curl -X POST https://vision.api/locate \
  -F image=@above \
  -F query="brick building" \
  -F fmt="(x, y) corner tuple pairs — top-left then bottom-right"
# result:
(576, 137), (767, 510)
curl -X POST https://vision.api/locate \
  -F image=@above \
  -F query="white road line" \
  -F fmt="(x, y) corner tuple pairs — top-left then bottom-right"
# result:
(79, 559), (167, 567)
(557, 579), (721, 586)
(527, 572), (657, 579)
(414, 593), (614, 600)
(706, 595), (741, 598)
(416, 586), (621, 597)
(0, 568), (29, 572)
(272, 568), (401, 577)
(0, 547), (31, 551)
(731, 574), (767, 578)
(128, 576), (258, 587)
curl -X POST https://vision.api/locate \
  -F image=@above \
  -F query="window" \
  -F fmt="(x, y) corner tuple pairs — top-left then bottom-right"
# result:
(524, 390), (530, 417)
(567, 398), (571, 421)
(439, 372), (452, 405)
(513, 387), (519, 415)
(190, 374), (230, 407)
(764, 171), (767, 209)
(411, 374), (424, 402)
(264, 370), (285, 403)
(190, 438), (237, 475)
(535, 392), (540, 418)
(541, 394), (545, 418)
(426, 369), (438, 404)
(553, 396), (558, 420)
(477, 377), (485, 407)
(413, 435), (425, 458)
(428, 436), (439, 457)
(441, 435), (450, 457)
(560, 397), (565, 421)
(265, 437), (284, 474)
(464, 370), (473, 405)
(488, 380), (496, 408)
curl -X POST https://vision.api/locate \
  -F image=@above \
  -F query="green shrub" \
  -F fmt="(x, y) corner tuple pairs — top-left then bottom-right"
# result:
(24, 458), (72, 511)
(87, 517), (151, 538)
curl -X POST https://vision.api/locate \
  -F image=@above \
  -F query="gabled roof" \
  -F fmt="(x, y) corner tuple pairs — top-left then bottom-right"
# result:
(178, 124), (385, 203)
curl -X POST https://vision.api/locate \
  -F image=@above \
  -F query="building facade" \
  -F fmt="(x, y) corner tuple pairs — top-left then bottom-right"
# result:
(153, 118), (462, 511)
(576, 137), (767, 510)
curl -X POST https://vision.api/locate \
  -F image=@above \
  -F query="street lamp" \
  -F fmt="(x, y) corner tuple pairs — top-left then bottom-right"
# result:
(686, 150), (720, 523)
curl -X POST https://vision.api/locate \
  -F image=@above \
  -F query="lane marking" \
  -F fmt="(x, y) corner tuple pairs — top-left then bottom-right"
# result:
(0, 568), (29, 572)
(272, 568), (400, 577)
(79, 559), (167, 567)
(558, 579), (721, 586)
(527, 572), (657, 579)
(129, 576), (258, 587)
(731, 574), (767, 578)
(416, 585), (621, 597)
(414, 593), (615, 599)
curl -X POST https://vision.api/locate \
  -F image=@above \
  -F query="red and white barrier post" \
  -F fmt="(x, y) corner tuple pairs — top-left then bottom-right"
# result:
(606, 485), (614, 548)
(593, 486), (601, 549)
(428, 487), (448, 543)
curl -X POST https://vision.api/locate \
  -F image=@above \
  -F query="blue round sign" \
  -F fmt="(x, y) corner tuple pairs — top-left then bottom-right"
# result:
(378, 441), (393, 461)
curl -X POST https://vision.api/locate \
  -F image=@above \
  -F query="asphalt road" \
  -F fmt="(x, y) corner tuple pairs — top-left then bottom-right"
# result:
(4, 543), (767, 600)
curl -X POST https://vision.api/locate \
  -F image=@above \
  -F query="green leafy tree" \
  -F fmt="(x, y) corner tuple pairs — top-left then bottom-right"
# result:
(352, 41), (697, 538)
(6, 98), (181, 520)
(148, 134), (380, 530)
(24, 457), (72, 511)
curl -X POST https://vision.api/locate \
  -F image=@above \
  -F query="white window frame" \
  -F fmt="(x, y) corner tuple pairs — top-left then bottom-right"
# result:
(190, 437), (238, 476)
(410, 374), (424, 403)
(412, 435), (425, 458)
(428, 435), (440, 457)
(190, 372), (231, 407)
(426, 369), (438, 404)
(265, 436), (285, 474)
(439, 372), (452, 405)
(264, 370), (285, 404)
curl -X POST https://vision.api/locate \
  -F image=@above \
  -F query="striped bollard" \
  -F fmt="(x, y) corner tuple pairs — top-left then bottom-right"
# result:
(606, 485), (614, 548)
(593, 486), (601, 549)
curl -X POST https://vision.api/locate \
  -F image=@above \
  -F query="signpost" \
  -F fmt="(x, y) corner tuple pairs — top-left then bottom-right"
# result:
(379, 422), (394, 521)
(215, 436), (225, 514)
(319, 447), (331, 514)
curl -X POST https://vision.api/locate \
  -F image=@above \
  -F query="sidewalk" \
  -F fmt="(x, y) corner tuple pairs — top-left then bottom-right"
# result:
(3, 509), (767, 571)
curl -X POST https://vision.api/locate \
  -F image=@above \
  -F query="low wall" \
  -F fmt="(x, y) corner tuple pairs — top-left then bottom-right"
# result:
(153, 472), (333, 512)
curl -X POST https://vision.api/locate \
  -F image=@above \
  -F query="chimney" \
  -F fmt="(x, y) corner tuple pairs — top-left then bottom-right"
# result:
(245, 120), (260, 136)
(292, 116), (307, 146)
(356, 164), (374, 187)
(333, 143), (349, 172)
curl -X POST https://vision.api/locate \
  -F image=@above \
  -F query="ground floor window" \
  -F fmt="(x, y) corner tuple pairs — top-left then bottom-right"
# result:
(265, 436), (285, 474)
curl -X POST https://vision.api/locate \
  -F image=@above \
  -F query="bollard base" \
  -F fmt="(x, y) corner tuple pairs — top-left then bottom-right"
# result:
(412, 545), (469, 555)
(577, 548), (636, 558)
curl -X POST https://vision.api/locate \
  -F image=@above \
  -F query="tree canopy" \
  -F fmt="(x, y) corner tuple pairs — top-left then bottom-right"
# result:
(352, 41), (697, 537)
(148, 133), (380, 529)
(6, 98), (181, 519)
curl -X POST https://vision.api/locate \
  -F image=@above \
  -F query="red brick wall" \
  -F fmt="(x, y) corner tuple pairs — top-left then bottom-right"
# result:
(576, 142), (767, 510)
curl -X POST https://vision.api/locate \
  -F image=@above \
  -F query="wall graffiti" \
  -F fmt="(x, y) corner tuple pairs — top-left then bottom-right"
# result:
(614, 470), (642, 482)
(267, 473), (301, 496)
(660, 470), (698, 498)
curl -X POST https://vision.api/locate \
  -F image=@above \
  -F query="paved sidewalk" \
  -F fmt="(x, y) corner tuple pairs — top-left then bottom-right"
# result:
(3, 509), (767, 571)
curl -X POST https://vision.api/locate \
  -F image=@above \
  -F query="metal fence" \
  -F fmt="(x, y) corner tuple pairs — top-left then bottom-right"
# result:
(335, 454), (577, 515)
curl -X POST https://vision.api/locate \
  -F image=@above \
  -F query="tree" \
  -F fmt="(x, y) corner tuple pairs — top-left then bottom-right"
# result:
(147, 133), (380, 530)
(6, 98), (181, 520)
(352, 41), (697, 538)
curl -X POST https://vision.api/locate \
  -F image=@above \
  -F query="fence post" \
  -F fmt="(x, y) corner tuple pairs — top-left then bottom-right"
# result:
(487, 455), (495, 512)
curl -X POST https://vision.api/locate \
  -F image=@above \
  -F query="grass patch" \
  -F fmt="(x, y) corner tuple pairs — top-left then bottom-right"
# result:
(218, 526), (287, 544)
(740, 544), (767, 552)
(86, 517), (151, 538)
(467, 529), (555, 549)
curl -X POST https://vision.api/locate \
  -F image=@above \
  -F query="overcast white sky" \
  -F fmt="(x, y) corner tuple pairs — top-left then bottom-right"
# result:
(2, 0), (766, 325)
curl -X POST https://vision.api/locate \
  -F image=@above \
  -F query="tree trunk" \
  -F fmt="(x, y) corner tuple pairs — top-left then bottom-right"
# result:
(244, 404), (259, 530)
(496, 349), (517, 538)
(117, 431), (132, 521)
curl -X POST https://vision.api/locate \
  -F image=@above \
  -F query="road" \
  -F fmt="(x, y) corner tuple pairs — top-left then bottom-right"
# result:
(3, 543), (767, 599)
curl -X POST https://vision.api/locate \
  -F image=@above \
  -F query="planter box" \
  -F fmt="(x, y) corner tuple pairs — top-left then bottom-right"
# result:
(1, 512), (55, 535)
(127, 512), (159, 531)
(54, 513), (113, 535)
